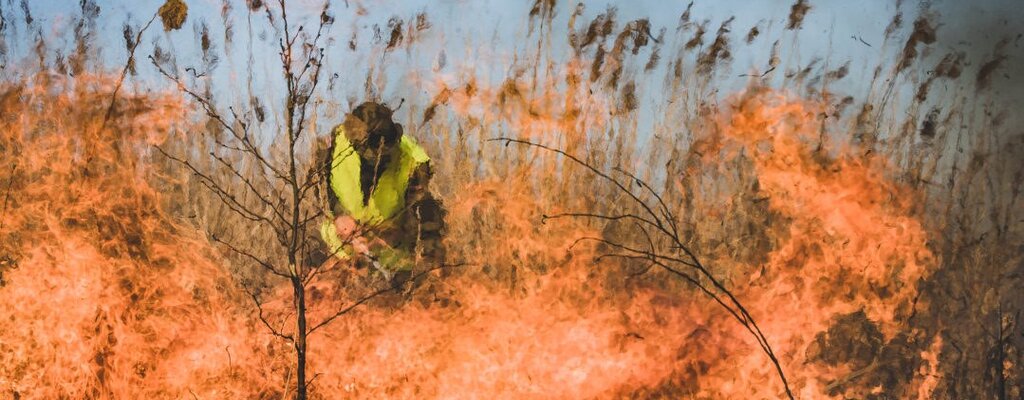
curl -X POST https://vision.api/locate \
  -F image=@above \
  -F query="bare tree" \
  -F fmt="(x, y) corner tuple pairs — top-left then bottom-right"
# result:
(145, 1), (450, 398)
(491, 137), (796, 400)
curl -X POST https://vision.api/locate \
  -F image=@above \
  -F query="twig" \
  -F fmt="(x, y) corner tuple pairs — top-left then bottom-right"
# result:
(209, 151), (287, 223)
(155, 145), (280, 232)
(543, 211), (660, 230)
(248, 290), (295, 342)
(211, 234), (290, 278)
(150, 57), (290, 183)
(739, 66), (776, 78)
(307, 263), (466, 334)
(491, 137), (795, 400)
(851, 35), (872, 47)
(102, 12), (158, 129)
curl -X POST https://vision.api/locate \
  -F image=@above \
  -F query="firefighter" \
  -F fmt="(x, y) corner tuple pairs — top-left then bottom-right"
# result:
(319, 101), (445, 287)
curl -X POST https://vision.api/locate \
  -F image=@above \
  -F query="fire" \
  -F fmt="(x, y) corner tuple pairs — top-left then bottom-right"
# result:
(0, 75), (278, 399)
(269, 84), (935, 398)
(0, 2), (972, 396)
(675, 87), (936, 398)
(293, 178), (695, 398)
(0, 72), (943, 398)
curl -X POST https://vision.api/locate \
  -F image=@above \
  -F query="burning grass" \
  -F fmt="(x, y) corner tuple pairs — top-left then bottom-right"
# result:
(0, 74), (279, 398)
(0, 1), (1021, 399)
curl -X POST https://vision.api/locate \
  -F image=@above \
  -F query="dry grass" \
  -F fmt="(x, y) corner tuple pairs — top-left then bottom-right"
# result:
(0, 1), (1020, 398)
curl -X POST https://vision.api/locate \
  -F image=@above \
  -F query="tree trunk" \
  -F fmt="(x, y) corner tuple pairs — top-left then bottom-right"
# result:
(293, 277), (307, 400)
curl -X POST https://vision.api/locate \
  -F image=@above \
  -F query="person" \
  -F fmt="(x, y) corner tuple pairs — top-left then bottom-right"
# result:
(319, 101), (445, 287)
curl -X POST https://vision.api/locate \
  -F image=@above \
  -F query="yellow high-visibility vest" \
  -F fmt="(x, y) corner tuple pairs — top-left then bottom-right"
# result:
(319, 125), (430, 257)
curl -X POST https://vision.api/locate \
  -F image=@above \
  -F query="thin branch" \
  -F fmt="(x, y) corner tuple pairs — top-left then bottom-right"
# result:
(210, 151), (287, 223)
(248, 290), (294, 342)
(150, 56), (290, 183)
(568, 236), (697, 269)
(592, 253), (655, 274)
(305, 373), (324, 391)
(492, 137), (795, 400)
(300, 145), (357, 198)
(298, 209), (325, 229)
(613, 166), (683, 244)
(155, 146), (278, 230)
(214, 134), (284, 208)
(490, 138), (666, 237)
(307, 263), (466, 334)
(196, 180), (263, 223)
(543, 212), (661, 233)
(102, 12), (158, 129)
(211, 234), (290, 279)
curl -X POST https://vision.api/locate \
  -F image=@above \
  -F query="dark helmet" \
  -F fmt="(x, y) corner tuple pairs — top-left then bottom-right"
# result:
(343, 101), (402, 151)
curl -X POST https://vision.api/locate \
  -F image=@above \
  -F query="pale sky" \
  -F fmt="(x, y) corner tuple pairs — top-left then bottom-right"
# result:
(3, 0), (1021, 140)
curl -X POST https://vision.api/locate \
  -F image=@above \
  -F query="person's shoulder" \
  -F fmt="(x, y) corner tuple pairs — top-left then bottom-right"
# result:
(400, 135), (430, 164)
(331, 123), (346, 138)
(331, 124), (353, 149)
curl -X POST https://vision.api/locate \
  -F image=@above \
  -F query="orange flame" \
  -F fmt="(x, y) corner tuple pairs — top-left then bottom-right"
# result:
(0, 75), (280, 399)
(676, 87), (936, 398)
(0, 73), (939, 398)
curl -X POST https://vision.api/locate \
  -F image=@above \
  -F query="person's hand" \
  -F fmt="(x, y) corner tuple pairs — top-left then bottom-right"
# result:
(334, 216), (371, 255)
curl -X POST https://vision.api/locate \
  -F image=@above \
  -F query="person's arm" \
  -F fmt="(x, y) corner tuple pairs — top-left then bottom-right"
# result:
(405, 162), (432, 206)
(405, 163), (446, 265)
